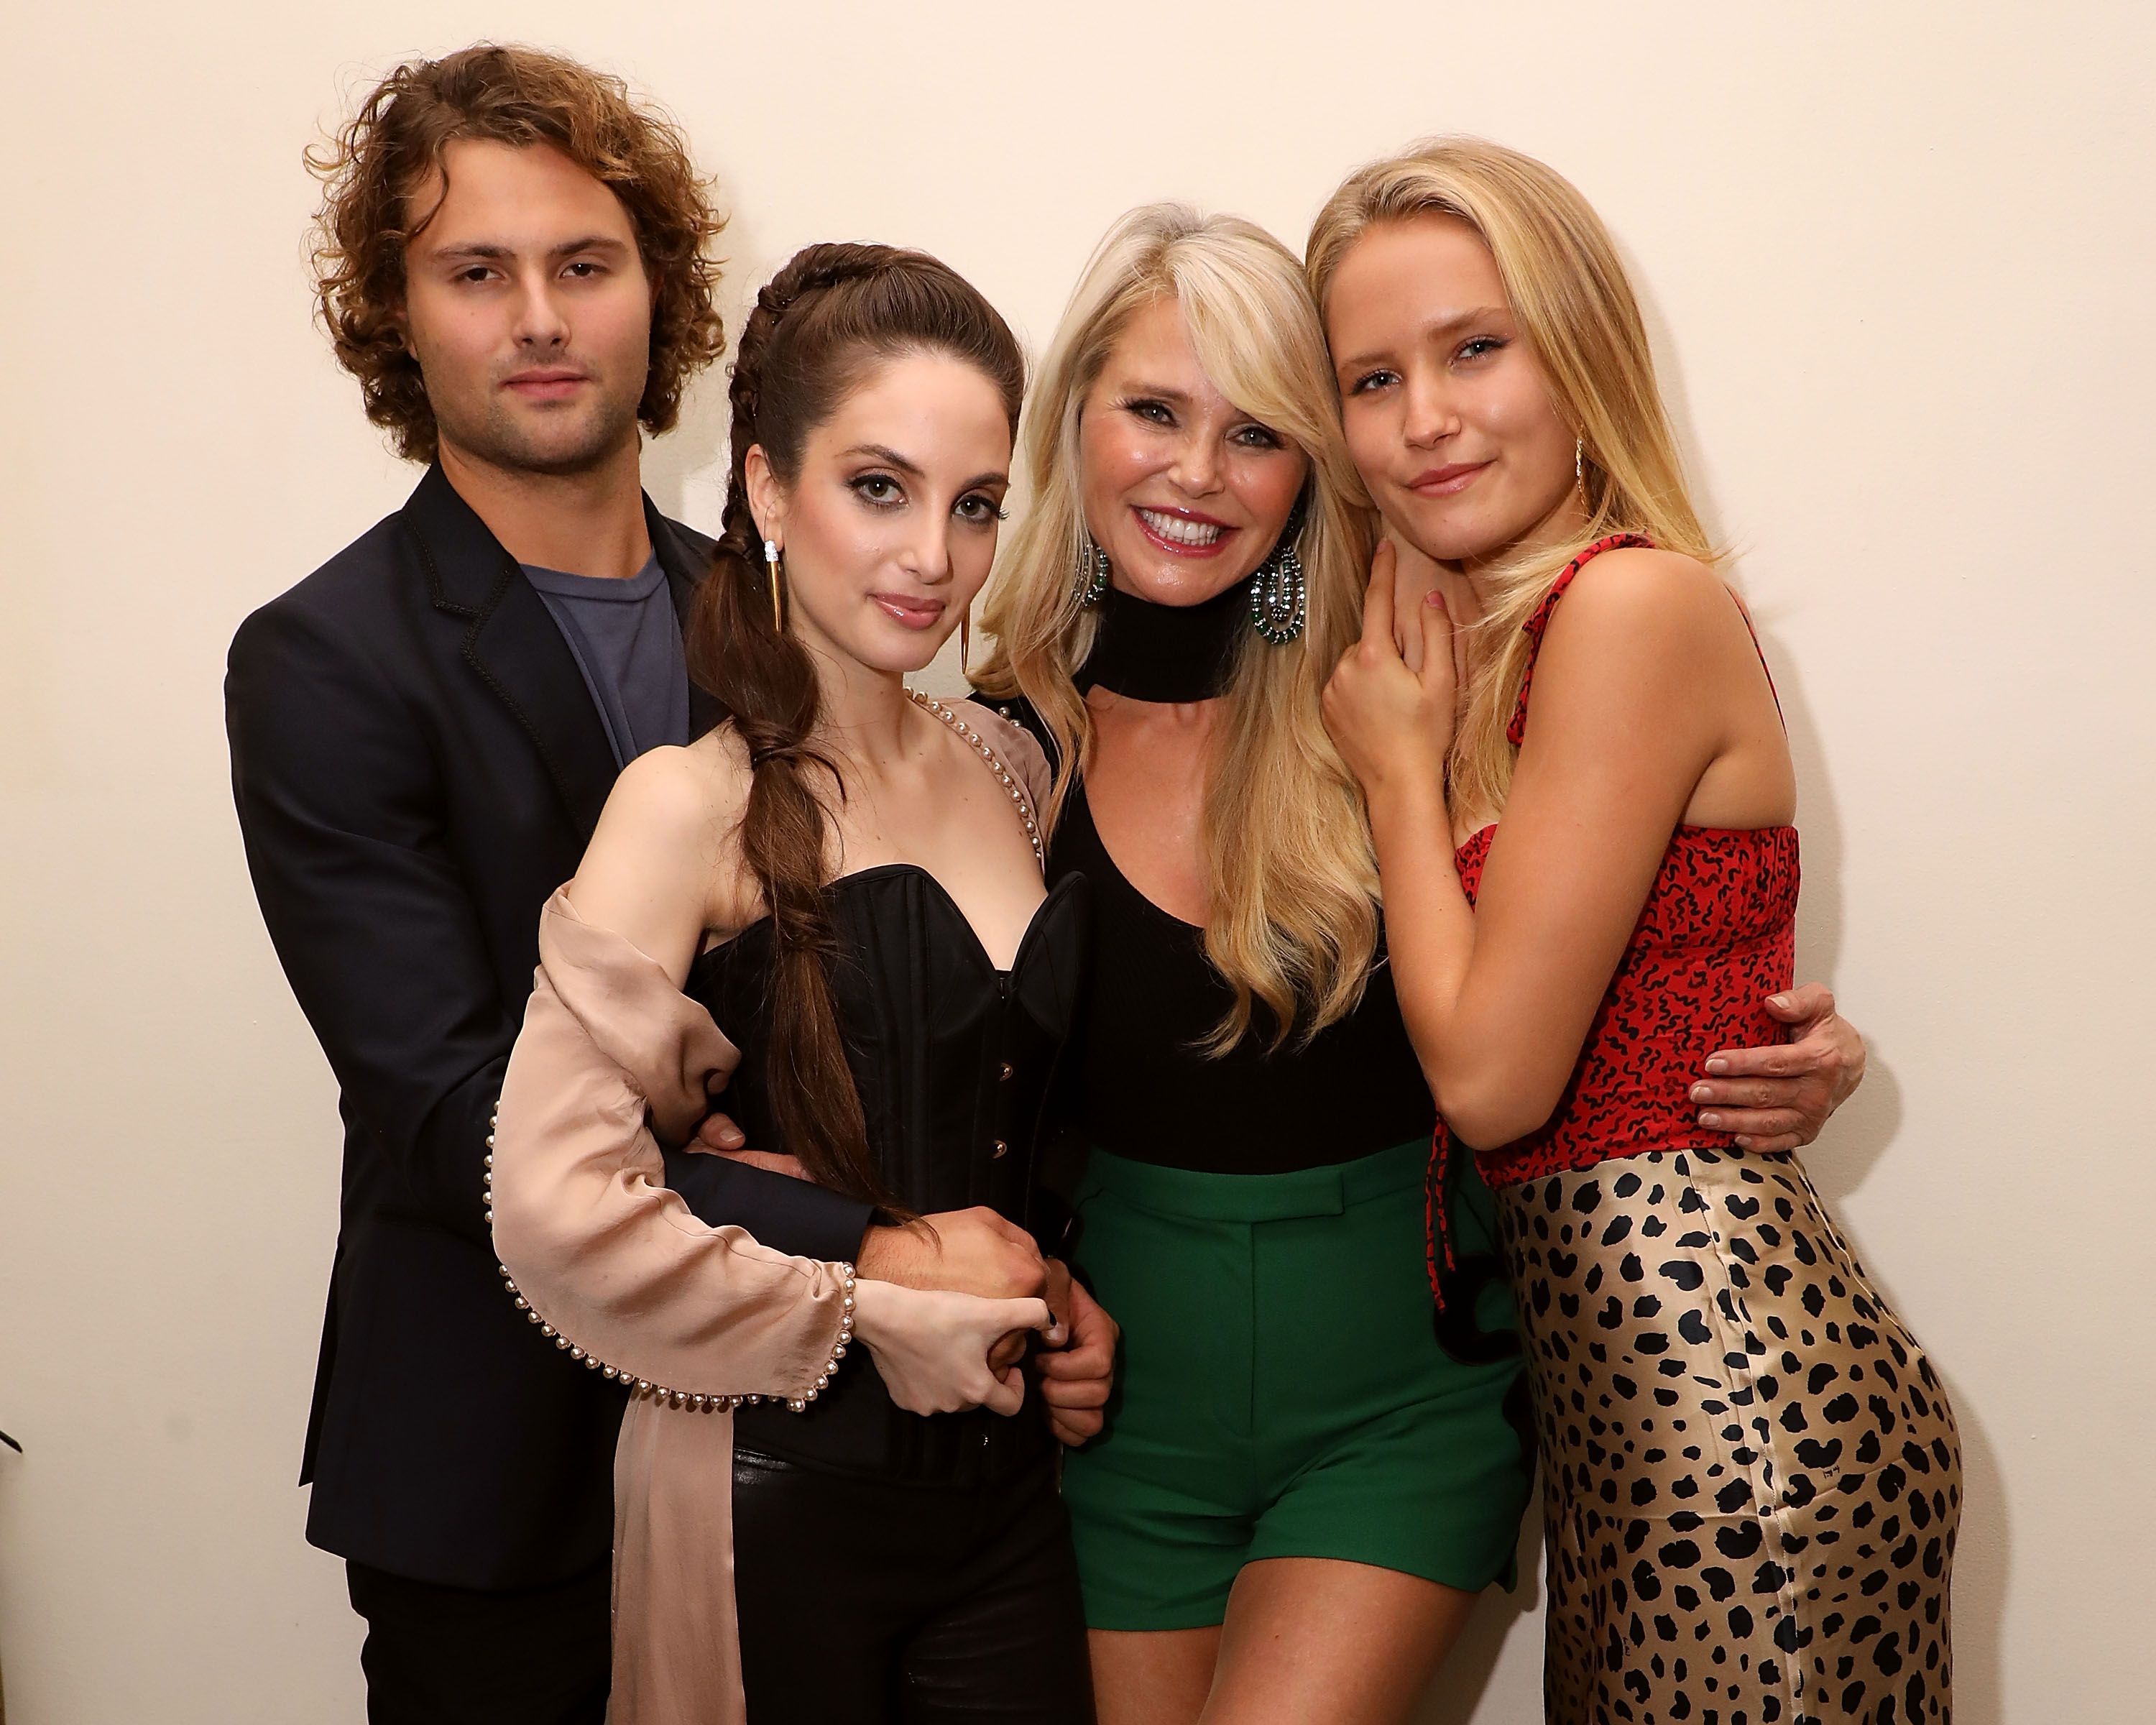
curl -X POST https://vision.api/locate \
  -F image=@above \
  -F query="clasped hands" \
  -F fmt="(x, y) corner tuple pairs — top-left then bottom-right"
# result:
(689, 1123), (1118, 1445)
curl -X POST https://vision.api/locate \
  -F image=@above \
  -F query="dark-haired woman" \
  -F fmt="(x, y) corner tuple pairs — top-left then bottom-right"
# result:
(490, 244), (1100, 1725)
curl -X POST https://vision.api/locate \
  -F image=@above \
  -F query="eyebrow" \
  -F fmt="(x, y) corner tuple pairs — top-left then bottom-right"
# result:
(427, 234), (631, 265)
(842, 444), (1009, 491)
(1113, 380), (1194, 405)
(1333, 305), (1511, 374)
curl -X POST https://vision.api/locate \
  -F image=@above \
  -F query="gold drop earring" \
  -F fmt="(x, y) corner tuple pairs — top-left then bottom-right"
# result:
(763, 538), (785, 632)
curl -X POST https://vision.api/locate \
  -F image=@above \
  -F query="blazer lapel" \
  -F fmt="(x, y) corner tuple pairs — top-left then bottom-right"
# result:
(646, 497), (724, 740)
(405, 465), (619, 841)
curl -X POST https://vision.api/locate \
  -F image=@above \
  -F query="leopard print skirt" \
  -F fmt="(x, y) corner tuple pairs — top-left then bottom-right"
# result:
(1494, 1145), (1960, 1724)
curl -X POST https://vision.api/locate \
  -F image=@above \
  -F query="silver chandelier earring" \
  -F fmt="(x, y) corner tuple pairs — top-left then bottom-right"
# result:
(1074, 527), (1111, 607)
(1248, 502), (1309, 645)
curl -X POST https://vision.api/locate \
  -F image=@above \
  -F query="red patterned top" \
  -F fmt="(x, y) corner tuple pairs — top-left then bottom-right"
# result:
(1425, 537), (1799, 1297)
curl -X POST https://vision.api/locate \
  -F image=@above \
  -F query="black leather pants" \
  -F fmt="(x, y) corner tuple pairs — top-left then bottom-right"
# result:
(732, 1447), (1095, 1724)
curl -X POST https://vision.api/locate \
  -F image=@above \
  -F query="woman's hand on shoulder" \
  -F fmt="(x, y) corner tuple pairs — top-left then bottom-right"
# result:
(565, 738), (747, 984)
(1323, 539), (1459, 798)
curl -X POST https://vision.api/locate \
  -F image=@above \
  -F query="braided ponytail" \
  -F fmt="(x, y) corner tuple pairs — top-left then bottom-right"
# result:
(684, 242), (1023, 1207)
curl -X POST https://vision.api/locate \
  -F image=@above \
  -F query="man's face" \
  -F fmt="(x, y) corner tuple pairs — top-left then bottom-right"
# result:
(400, 139), (653, 476)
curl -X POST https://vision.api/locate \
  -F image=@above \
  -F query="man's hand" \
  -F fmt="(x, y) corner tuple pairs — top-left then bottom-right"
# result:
(686, 1113), (810, 1179)
(691, 1111), (747, 1152)
(857, 1207), (1049, 1302)
(1693, 983), (1867, 1153)
(1036, 1271), (1118, 1448)
(987, 1259), (1075, 1375)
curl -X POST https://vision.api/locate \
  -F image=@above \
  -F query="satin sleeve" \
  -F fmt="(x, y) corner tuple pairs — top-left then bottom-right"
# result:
(972, 706), (1055, 836)
(488, 889), (849, 1399)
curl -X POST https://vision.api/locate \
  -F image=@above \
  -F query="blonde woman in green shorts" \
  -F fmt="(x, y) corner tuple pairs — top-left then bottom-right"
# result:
(968, 204), (1867, 1725)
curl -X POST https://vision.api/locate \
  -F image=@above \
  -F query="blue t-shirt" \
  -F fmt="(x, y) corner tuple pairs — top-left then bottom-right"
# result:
(521, 555), (691, 766)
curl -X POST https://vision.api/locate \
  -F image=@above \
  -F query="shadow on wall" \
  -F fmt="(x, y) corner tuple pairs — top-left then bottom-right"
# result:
(1739, 634), (1909, 1209)
(1416, 1499), (1547, 1724)
(641, 203), (769, 531)
(641, 350), (732, 530)
(1634, 252), (1908, 1209)
(1935, 1364), (2007, 1725)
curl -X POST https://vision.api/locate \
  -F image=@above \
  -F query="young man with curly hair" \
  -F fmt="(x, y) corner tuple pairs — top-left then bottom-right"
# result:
(222, 45), (885, 1720)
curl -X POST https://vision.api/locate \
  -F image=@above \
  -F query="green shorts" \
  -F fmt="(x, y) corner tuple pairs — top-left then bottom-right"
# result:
(1060, 1138), (1532, 1632)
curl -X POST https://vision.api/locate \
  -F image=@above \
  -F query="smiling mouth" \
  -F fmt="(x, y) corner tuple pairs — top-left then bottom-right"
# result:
(1134, 507), (1231, 555)
(1408, 462), (1491, 497)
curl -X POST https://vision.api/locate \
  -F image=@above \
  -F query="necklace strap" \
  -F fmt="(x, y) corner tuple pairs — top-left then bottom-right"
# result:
(906, 689), (1045, 869)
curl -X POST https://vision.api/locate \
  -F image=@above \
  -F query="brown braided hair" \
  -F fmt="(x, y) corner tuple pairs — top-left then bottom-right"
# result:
(685, 242), (1024, 1207)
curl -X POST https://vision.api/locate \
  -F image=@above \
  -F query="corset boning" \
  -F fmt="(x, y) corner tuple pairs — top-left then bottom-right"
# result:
(662, 864), (1088, 1482)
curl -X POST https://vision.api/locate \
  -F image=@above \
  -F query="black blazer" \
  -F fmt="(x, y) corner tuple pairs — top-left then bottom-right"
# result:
(226, 464), (875, 1588)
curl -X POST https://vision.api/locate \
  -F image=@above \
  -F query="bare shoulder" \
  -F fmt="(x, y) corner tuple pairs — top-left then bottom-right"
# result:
(596, 733), (747, 855)
(1542, 546), (1746, 667)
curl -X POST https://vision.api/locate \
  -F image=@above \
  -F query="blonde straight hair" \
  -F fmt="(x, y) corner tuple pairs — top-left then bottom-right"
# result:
(1306, 137), (1720, 821)
(975, 205), (1379, 1051)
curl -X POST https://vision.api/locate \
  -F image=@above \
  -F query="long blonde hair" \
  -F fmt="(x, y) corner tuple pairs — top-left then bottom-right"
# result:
(975, 204), (1378, 1051)
(1306, 137), (1719, 820)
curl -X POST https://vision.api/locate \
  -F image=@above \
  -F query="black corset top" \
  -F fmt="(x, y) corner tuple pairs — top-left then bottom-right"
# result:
(685, 863), (1088, 1223)
(673, 862), (1089, 1481)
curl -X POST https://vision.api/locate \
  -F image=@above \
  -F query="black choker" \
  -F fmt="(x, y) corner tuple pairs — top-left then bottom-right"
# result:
(1076, 582), (1243, 702)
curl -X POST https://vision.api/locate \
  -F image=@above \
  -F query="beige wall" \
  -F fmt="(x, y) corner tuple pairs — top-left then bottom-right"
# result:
(3, 2), (2149, 1719)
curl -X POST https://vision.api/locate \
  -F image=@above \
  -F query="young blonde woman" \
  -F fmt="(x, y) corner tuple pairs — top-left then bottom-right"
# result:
(1311, 141), (1960, 1724)
(971, 206), (1861, 1725)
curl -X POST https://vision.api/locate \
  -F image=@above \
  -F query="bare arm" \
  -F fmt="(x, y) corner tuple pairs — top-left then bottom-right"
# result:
(1327, 547), (1780, 1149)
(561, 740), (743, 986)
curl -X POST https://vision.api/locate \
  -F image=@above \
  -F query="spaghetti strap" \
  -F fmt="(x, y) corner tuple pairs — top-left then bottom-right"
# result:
(1506, 534), (1654, 744)
(1725, 591), (1786, 728)
(1507, 535), (1784, 740)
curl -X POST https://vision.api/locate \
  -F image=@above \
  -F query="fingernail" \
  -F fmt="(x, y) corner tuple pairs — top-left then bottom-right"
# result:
(1734, 1135), (1754, 1148)
(1705, 1057), (1730, 1075)
(1426, 591), (1444, 606)
(1699, 1111), (1722, 1128)
(1690, 1083), (1713, 1103)
(1770, 994), (1793, 1011)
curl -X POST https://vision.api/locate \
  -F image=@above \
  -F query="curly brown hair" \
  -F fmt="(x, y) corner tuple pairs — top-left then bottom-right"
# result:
(306, 43), (727, 462)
